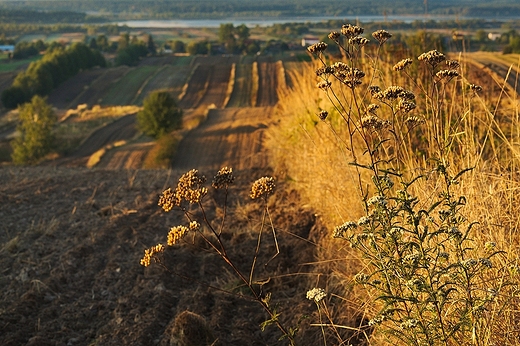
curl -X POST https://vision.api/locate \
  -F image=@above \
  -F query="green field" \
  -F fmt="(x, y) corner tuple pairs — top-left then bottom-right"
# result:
(101, 65), (161, 106)
(132, 56), (194, 105)
(227, 63), (252, 107)
(0, 55), (42, 73)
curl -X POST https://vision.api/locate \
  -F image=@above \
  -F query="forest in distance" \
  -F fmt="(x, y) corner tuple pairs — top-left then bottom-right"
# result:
(1, 0), (520, 21)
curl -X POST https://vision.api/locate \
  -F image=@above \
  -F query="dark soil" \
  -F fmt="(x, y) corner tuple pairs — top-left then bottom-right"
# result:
(0, 166), (327, 346)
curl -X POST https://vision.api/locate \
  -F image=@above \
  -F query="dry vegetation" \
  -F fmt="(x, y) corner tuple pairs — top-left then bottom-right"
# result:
(268, 25), (520, 345)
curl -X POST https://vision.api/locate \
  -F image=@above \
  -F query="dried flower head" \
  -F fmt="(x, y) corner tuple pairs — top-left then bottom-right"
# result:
(317, 80), (332, 90)
(250, 176), (276, 199)
(140, 244), (165, 267)
(328, 31), (340, 41)
(418, 50), (446, 68)
(469, 83), (483, 92)
(372, 30), (392, 44)
(367, 104), (379, 114)
(306, 288), (327, 302)
(374, 86), (405, 101)
(393, 58), (413, 71)
(315, 66), (333, 77)
(317, 110), (329, 120)
(158, 188), (180, 212)
(445, 59), (460, 69)
(436, 69), (459, 81)
(349, 36), (369, 46)
(398, 100), (417, 113)
(331, 61), (349, 72)
(307, 42), (328, 54)
(212, 166), (235, 189)
(176, 169), (208, 204)
(341, 24), (364, 39)
(368, 85), (382, 95)
(167, 225), (190, 246)
(361, 115), (390, 131)
(405, 116), (425, 127)
(398, 89), (416, 101)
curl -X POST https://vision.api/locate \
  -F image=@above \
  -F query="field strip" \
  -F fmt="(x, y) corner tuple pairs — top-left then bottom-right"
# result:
(101, 66), (161, 106)
(130, 65), (168, 105)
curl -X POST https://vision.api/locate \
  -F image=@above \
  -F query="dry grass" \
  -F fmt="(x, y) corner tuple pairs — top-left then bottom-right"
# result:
(269, 39), (520, 345)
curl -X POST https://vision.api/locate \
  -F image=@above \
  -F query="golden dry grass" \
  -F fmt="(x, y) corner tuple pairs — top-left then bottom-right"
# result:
(269, 46), (520, 345)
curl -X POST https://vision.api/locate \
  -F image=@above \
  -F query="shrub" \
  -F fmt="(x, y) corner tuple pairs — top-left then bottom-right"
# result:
(137, 91), (182, 139)
(11, 95), (56, 164)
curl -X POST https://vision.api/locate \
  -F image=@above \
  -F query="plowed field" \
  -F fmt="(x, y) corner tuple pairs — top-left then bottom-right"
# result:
(172, 107), (272, 172)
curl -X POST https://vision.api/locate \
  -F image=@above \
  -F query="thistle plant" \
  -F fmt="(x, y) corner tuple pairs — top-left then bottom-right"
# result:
(307, 24), (512, 345)
(140, 167), (297, 344)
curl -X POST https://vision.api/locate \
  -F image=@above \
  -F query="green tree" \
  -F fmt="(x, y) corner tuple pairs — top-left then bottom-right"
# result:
(11, 95), (56, 164)
(171, 40), (185, 53)
(137, 91), (182, 139)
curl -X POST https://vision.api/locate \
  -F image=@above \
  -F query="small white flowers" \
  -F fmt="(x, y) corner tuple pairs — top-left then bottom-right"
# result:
(306, 287), (327, 303)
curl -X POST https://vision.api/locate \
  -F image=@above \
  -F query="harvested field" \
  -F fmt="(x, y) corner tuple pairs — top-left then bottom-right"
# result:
(0, 165), (321, 345)
(227, 63), (253, 107)
(101, 66), (161, 106)
(256, 62), (283, 107)
(72, 66), (130, 108)
(133, 55), (195, 105)
(179, 56), (238, 109)
(58, 113), (138, 167)
(46, 68), (106, 110)
(172, 107), (272, 172)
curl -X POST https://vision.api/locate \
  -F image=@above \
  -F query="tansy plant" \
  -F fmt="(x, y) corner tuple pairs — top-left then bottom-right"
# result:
(306, 24), (513, 346)
(140, 168), (298, 344)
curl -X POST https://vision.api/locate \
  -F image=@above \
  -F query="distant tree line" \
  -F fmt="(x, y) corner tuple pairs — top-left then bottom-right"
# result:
(4, 0), (520, 20)
(1, 42), (106, 109)
(0, 8), (104, 24)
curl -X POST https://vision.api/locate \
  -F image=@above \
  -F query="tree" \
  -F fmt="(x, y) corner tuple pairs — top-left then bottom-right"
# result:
(137, 91), (182, 139)
(171, 40), (185, 53)
(11, 95), (56, 164)
(146, 34), (156, 55)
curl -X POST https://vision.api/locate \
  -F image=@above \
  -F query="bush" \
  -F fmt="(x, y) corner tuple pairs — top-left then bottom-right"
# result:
(11, 95), (56, 164)
(137, 91), (182, 139)
(142, 133), (180, 168)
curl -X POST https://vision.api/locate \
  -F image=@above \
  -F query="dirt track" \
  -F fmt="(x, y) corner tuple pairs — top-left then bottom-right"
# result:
(172, 107), (271, 173)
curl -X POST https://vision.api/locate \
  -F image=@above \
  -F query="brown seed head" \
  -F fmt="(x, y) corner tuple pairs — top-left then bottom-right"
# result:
(341, 24), (364, 39)
(176, 169), (208, 204)
(469, 83), (483, 92)
(158, 188), (180, 212)
(318, 110), (329, 120)
(368, 85), (382, 95)
(317, 80), (332, 90)
(418, 50), (446, 68)
(307, 42), (328, 54)
(436, 69), (459, 81)
(393, 58), (413, 71)
(361, 115), (390, 131)
(328, 31), (341, 41)
(140, 244), (165, 267)
(349, 36), (369, 46)
(167, 225), (190, 246)
(212, 166), (235, 189)
(372, 30), (392, 44)
(367, 104), (380, 114)
(250, 176), (276, 199)
(398, 100), (417, 113)
(445, 60), (460, 69)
